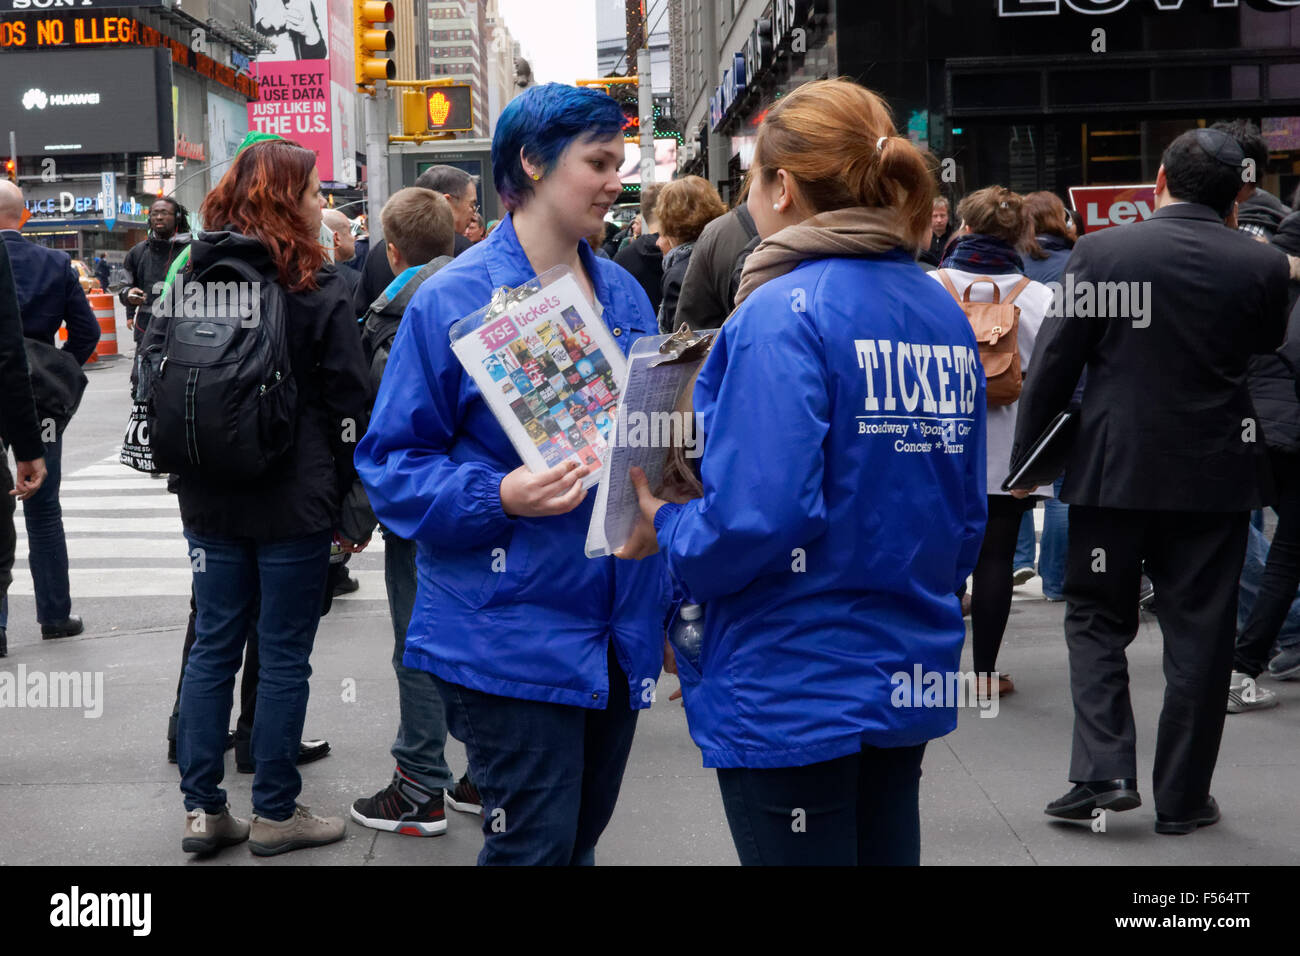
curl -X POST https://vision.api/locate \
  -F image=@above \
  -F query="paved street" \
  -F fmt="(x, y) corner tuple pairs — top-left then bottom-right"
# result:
(3, 324), (1300, 866)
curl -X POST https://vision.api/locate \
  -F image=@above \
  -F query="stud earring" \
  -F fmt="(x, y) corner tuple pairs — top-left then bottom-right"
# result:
(773, 203), (780, 211)
(531, 172), (541, 181)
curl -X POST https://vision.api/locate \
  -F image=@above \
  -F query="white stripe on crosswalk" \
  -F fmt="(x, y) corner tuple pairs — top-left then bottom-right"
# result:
(69, 464), (159, 479)
(15, 516), (183, 535)
(59, 478), (175, 491)
(9, 450), (386, 600)
(13, 538), (190, 560)
(30, 496), (178, 511)
(6, 569), (385, 598)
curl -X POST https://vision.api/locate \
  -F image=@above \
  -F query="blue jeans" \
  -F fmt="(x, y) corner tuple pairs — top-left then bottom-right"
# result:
(0, 435), (69, 628)
(385, 531), (454, 792)
(1040, 477), (1068, 599)
(433, 641), (639, 865)
(716, 742), (927, 865)
(1014, 507), (1037, 569)
(178, 529), (331, 819)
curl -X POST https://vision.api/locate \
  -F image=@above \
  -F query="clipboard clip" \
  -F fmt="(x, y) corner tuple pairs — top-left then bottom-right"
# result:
(483, 280), (543, 321)
(656, 323), (716, 365)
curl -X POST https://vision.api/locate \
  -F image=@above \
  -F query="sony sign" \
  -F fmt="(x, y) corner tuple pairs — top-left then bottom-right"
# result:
(999, 0), (1300, 15)
(744, 18), (772, 94)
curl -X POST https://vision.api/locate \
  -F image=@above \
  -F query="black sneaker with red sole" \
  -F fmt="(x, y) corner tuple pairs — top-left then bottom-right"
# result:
(444, 773), (483, 815)
(350, 768), (447, 836)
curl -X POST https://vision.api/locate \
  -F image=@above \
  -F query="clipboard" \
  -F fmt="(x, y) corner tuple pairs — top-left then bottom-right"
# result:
(1002, 409), (1079, 492)
(449, 265), (628, 490)
(585, 325), (718, 558)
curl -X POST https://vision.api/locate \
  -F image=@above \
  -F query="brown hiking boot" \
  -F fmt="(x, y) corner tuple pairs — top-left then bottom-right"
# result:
(182, 805), (250, 855)
(248, 804), (345, 856)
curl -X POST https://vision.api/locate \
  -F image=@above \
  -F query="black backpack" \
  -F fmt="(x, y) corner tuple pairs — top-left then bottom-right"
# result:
(144, 256), (296, 481)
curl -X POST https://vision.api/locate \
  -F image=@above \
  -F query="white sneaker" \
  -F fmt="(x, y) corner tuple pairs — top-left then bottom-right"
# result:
(1013, 566), (1036, 586)
(1227, 671), (1278, 714)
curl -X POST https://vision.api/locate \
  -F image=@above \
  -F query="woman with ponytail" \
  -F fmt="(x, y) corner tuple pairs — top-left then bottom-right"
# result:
(934, 187), (1055, 696)
(618, 79), (988, 865)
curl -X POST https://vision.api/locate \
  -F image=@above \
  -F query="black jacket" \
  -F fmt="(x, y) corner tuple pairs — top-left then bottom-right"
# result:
(673, 206), (758, 331)
(120, 233), (190, 329)
(614, 233), (664, 314)
(1, 230), (99, 365)
(657, 240), (695, 333)
(1013, 203), (1291, 512)
(0, 240), (42, 461)
(1252, 215), (1300, 453)
(165, 232), (369, 541)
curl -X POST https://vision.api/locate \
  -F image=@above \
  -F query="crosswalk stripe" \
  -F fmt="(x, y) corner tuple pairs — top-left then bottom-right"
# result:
(59, 478), (175, 491)
(9, 449), (386, 600)
(14, 517), (183, 535)
(13, 538), (191, 560)
(6, 568), (386, 598)
(28, 495), (179, 511)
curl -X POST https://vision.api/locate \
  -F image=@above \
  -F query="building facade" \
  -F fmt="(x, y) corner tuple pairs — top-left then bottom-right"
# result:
(429, 0), (490, 136)
(0, 0), (263, 260)
(672, 0), (1300, 208)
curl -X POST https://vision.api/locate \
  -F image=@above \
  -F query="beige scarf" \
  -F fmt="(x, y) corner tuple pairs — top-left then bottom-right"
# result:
(657, 206), (912, 502)
(734, 205), (911, 306)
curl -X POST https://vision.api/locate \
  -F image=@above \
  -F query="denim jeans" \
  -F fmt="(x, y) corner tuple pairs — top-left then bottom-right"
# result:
(1014, 507), (1037, 569)
(433, 641), (638, 865)
(1235, 450), (1300, 675)
(1040, 477), (1068, 599)
(1, 434), (70, 627)
(178, 529), (331, 819)
(385, 531), (455, 792)
(716, 742), (928, 865)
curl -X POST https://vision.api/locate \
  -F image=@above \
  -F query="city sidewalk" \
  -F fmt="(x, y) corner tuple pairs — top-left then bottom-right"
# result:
(3, 583), (1299, 866)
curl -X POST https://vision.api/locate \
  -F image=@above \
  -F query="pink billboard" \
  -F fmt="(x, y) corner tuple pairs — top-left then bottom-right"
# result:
(248, 61), (334, 177)
(246, 0), (357, 184)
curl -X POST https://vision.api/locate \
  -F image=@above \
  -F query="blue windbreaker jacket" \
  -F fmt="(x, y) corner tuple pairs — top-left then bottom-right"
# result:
(355, 215), (672, 710)
(653, 250), (989, 768)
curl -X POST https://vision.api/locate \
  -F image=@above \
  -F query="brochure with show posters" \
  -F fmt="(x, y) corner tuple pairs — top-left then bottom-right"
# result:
(449, 265), (628, 490)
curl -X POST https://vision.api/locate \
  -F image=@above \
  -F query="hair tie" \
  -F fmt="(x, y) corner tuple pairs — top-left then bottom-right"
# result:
(876, 136), (888, 151)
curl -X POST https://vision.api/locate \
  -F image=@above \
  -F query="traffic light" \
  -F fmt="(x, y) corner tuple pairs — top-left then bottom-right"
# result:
(354, 0), (395, 92)
(401, 84), (473, 135)
(4, 159), (14, 183)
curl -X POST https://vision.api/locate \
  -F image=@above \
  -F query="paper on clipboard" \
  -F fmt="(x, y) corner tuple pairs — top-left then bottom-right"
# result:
(585, 327), (718, 558)
(449, 265), (628, 489)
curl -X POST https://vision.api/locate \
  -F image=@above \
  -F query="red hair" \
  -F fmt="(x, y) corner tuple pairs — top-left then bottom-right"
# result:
(200, 139), (324, 292)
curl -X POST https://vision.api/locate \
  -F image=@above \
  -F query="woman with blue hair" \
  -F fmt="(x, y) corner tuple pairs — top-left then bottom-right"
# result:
(355, 83), (671, 865)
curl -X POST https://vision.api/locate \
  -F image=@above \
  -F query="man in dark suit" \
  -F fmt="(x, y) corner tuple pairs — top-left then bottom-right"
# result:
(0, 181), (99, 641)
(0, 240), (47, 657)
(1010, 128), (1291, 835)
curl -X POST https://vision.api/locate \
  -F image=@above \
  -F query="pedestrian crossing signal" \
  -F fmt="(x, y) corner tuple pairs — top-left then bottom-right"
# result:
(4, 159), (14, 183)
(400, 84), (473, 135)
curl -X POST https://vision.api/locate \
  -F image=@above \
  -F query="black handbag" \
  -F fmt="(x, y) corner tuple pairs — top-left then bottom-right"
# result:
(22, 338), (88, 435)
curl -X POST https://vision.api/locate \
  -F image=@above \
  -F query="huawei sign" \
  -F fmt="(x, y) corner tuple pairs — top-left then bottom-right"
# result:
(22, 86), (100, 109)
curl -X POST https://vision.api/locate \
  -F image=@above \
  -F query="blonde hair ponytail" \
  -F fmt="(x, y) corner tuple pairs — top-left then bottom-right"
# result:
(752, 79), (936, 248)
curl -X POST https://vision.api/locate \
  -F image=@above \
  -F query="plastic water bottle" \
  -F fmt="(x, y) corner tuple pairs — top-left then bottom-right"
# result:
(669, 603), (705, 671)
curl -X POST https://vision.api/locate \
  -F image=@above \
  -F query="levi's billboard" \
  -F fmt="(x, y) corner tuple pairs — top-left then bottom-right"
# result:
(1068, 184), (1157, 232)
(999, 0), (1300, 14)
